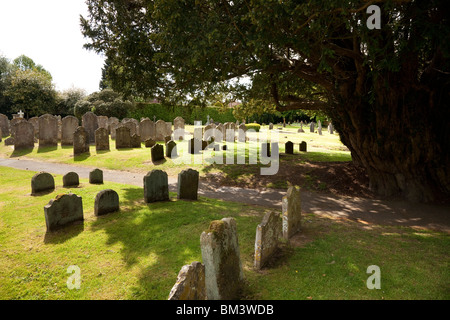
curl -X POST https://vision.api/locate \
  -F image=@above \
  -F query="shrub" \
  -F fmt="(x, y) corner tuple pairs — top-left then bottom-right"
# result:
(245, 123), (261, 132)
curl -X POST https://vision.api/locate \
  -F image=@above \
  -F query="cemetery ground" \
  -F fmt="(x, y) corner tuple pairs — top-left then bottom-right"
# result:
(0, 166), (449, 300)
(1, 124), (449, 300)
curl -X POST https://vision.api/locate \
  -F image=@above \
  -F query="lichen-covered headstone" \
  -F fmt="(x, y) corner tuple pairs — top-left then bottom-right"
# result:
(168, 261), (206, 300)
(38, 114), (58, 147)
(145, 138), (156, 148)
(254, 211), (282, 270)
(151, 144), (164, 162)
(82, 111), (98, 144)
(73, 126), (90, 155)
(63, 172), (79, 187)
(89, 168), (103, 184)
(61, 116), (79, 146)
(0, 113), (9, 137)
(95, 127), (110, 151)
(282, 186), (302, 240)
(139, 119), (154, 142)
(177, 168), (199, 200)
(31, 172), (55, 194)
(143, 169), (169, 203)
(200, 217), (244, 300)
(131, 133), (141, 148)
(299, 141), (307, 152)
(14, 121), (34, 150)
(285, 141), (294, 155)
(94, 189), (119, 216)
(44, 193), (83, 232)
(115, 126), (131, 149)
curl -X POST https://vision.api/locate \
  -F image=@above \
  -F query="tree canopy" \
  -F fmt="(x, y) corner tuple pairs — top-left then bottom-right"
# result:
(81, 0), (449, 202)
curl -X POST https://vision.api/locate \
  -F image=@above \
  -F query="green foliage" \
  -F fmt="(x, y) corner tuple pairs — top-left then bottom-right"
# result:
(244, 123), (261, 132)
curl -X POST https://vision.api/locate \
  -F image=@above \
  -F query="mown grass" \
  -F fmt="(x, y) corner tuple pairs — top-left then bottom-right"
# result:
(0, 166), (449, 300)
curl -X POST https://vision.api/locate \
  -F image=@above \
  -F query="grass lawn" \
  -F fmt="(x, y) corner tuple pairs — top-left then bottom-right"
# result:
(0, 166), (448, 300)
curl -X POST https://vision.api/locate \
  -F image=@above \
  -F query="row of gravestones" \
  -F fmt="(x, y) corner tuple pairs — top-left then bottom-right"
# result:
(38, 168), (200, 233)
(167, 185), (302, 300)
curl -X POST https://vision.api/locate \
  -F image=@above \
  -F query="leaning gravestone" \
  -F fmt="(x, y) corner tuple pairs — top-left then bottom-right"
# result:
(168, 261), (206, 300)
(166, 140), (177, 158)
(61, 116), (79, 146)
(14, 121), (34, 150)
(200, 217), (244, 300)
(94, 189), (119, 216)
(151, 144), (164, 162)
(143, 169), (169, 203)
(254, 211), (282, 270)
(115, 126), (131, 149)
(282, 185), (302, 240)
(73, 126), (90, 155)
(299, 141), (307, 152)
(95, 127), (110, 151)
(89, 168), (103, 184)
(82, 112), (99, 144)
(31, 172), (55, 195)
(0, 113), (9, 137)
(177, 168), (199, 200)
(38, 114), (58, 147)
(63, 172), (79, 188)
(285, 141), (294, 155)
(44, 193), (83, 232)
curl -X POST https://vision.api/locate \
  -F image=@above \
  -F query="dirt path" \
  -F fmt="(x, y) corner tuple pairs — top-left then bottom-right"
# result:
(1, 157), (449, 233)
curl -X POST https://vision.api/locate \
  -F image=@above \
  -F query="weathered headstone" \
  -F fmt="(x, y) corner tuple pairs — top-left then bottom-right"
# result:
(238, 124), (247, 142)
(139, 119), (154, 142)
(61, 116), (79, 146)
(328, 122), (334, 134)
(10, 118), (25, 138)
(168, 261), (206, 300)
(38, 114), (58, 147)
(94, 189), (119, 216)
(143, 169), (169, 203)
(151, 144), (164, 162)
(173, 116), (185, 140)
(122, 119), (138, 137)
(177, 168), (199, 200)
(0, 113), (9, 137)
(63, 172), (79, 187)
(95, 127), (110, 151)
(282, 186), (302, 240)
(200, 217), (244, 300)
(14, 121), (34, 150)
(73, 126), (90, 155)
(131, 134), (141, 148)
(299, 141), (307, 152)
(82, 112), (98, 144)
(115, 126), (131, 149)
(165, 140), (177, 158)
(29, 117), (39, 138)
(145, 138), (156, 148)
(31, 172), (55, 194)
(254, 211), (282, 270)
(155, 120), (167, 141)
(89, 168), (103, 184)
(97, 116), (109, 130)
(269, 123), (273, 130)
(285, 141), (294, 155)
(44, 193), (83, 232)
(309, 122), (315, 133)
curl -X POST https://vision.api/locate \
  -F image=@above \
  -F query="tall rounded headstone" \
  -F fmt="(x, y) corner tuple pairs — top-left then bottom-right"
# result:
(38, 114), (58, 147)
(94, 189), (119, 216)
(82, 112), (98, 144)
(61, 116), (79, 146)
(177, 168), (199, 200)
(31, 172), (55, 194)
(143, 169), (169, 203)
(14, 121), (34, 150)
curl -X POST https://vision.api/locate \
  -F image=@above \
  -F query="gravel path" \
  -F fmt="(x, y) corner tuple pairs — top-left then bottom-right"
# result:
(1, 157), (449, 233)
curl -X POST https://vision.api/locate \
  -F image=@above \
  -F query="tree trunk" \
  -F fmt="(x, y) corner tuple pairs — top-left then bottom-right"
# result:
(330, 83), (450, 203)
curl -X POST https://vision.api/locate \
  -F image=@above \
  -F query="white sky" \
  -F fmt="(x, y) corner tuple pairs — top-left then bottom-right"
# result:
(0, 0), (105, 94)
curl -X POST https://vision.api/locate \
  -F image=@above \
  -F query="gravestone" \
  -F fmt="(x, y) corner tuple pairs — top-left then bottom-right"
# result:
(73, 126), (90, 155)
(143, 169), (169, 203)
(131, 134), (141, 148)
(95, 127), (110, 151)
(0, 113), (9, 137)
(203, 123), (215, 142)
(139, 119), (154, 142)
(82, 112), (98, 144)
(173, 116), (185, 140)
(89, 168), (103, 184)
(282, 185), (302, 240)
(29, 117), (39, 138)
(109, 122), (120, 140)
(97, 116), (109, 130)
(309, 122), (315, 133)
(254, 211), (282, 270)
(177, 168), (199, 200)
(122, 119), (138, 137)
(44, 193), (83, 232)
(328, 122), (334, 134)
(189, 138), (202, 154)
(31, 172), (55, 194)
(63, 172), (79, 187)
(155, 120), (167, 141)
(299, 141), (307, 152)
(285, 141), (294, 155)
(164, 135), (172, 144)
(14, 121), (34, 150)
(269, 123), (273, 130)
(166, 140), (177, 158)
(61, 116), (79, 146)
(193, 127), (203, 140)
(10, 118), (26, 138)
(94, 189), (120, 216)
(145, 138), (156, 148)
(38, 114), (58, 147)
(168, 261), (206, 300)
(200, 217), (244, 300)
(238, 124), (247, 142)
(115, 126), (131, 149)
(151, 144), (164, 162)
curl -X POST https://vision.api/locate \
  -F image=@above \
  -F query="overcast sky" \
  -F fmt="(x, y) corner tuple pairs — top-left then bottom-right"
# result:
(0, 0), (105, 94)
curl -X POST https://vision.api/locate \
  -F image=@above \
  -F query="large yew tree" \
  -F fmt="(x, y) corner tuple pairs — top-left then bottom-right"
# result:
(81, 0), (449, 202)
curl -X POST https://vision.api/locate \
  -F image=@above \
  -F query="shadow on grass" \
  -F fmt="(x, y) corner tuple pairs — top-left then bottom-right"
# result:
(73, 153), (90, 162)
(37, 145), (58, 153)
(10, 147), (34, 157)
(43, 221), (85, 244)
